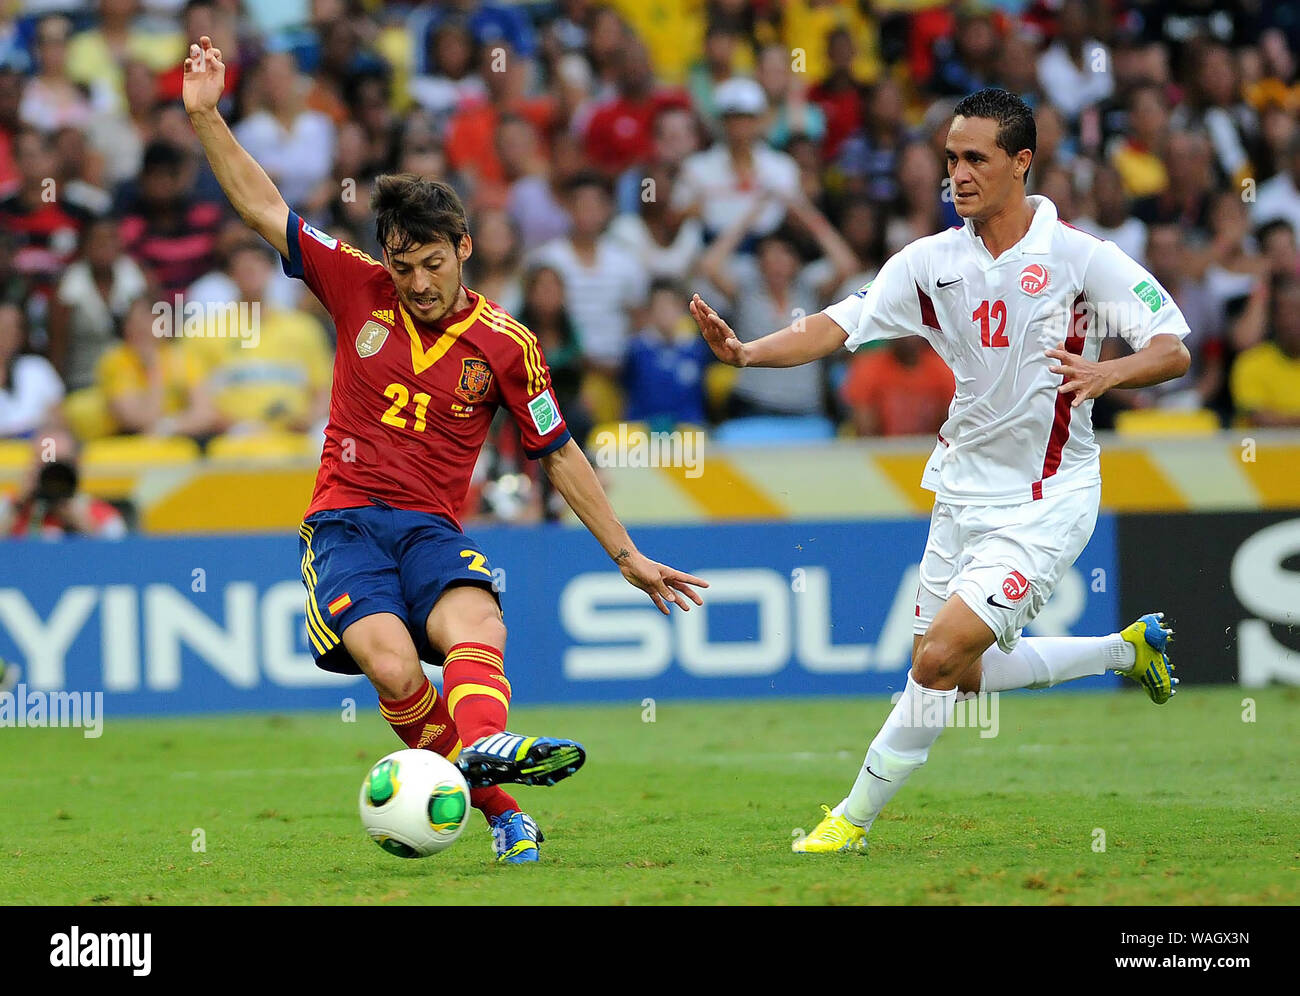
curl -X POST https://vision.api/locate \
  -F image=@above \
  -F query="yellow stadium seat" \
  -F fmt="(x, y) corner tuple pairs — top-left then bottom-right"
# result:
(0, 439), (30, 471)
(82, 435), (201, 468)
(1114, 408), (1220, 437)
(206, 432), (322, 462)
(705, 362), (738, 411)
(62, 387), (116, 442)
(580, 371), (626, 424)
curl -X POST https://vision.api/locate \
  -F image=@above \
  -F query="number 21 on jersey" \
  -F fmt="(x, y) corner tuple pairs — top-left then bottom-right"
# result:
(973, 299), (1009, 348)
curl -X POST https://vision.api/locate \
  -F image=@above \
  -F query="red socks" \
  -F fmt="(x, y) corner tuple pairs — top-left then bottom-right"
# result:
(441, 642), (511, 746)
(378, 676), (517, 820)
(378, 679), (446, 750)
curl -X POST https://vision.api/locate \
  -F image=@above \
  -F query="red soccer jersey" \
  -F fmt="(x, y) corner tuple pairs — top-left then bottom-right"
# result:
(283, 212), (571, 526)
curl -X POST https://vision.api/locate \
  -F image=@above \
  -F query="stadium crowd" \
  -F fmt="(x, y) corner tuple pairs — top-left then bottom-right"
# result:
(1, 0), (1299, 531)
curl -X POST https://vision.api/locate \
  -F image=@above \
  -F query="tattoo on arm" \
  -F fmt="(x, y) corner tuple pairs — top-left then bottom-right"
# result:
(614, 548), (631, 564)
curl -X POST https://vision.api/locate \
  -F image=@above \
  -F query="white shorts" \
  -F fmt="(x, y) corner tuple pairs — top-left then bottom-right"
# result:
(914, 484), (1100, 652)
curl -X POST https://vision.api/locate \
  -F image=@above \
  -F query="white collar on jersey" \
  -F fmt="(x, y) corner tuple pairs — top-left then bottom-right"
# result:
(961, 194), (1058, 258)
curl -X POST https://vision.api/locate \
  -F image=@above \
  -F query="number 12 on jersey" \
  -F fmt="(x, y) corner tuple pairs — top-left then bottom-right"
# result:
(973, 299), (1009, 348)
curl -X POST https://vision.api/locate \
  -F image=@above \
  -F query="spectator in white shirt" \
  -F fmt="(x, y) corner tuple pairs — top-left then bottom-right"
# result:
(409, 18), (488, 126)
(1074, 161), (1148, 265)
(698, 190), (860, 418)
(608, 162), (704, 283)
(187, 220), (302, 314)
(499, 114), (571, 254)
(671, 77), (800, 243)
(1170, 43), (1257, 186)
(1251, 134), (1300, 238)
(18, 15), (101, 133)
(0, 302), (64, 439)
(1036, 0), (1113, 123)
(530, 172), (648, 374)
(47, 216), (148, 392)
(232, 52), (336, 212)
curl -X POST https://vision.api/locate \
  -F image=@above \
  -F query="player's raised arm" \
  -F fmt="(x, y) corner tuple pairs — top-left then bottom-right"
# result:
(540, 438), (708, 615)
(183, 36), (290, 258)
(691, 241), (923, 369)
(689, 294), (848, 368)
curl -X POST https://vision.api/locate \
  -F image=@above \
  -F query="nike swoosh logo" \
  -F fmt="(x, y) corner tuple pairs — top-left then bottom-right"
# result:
(986, 594), (1015, 610)
(937, 277), (963, 288)
(865, 765), (891, 783)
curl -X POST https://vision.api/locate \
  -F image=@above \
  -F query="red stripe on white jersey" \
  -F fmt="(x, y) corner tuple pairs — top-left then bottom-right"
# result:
(1034, 291), (1088, 499)
(916, 283), (942, 331)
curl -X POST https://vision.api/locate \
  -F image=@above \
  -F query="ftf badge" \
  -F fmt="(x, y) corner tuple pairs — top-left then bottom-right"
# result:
(456, 358), (494, 403)
(356, 320), (390, 358)
(1019, 263), (1050, 296)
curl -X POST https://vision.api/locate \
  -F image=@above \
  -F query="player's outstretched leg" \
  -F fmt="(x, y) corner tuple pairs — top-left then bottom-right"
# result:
(1118, 611), (1178, 704)
(456, 732), (586, 789)
(441, 641), (586, 787)
(976, 613), (1178, 703)
(428, 587), (587, 789)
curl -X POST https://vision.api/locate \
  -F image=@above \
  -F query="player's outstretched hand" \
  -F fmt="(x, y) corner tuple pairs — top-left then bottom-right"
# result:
(690, 294), (747, 367)
(618, 551), (708, 615)
(1046, 344), (1115, 408)
(183, 35), (226, 115)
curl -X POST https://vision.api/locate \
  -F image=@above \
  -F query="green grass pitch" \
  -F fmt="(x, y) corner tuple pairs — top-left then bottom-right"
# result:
(2, 685), (1296, 905)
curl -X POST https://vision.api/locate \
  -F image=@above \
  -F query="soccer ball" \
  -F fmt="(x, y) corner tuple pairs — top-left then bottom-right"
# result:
(359, 749), (471, 858)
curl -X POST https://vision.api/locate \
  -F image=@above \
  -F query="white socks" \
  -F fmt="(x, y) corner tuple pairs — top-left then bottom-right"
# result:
(836, 671), (954, 830)
(979, 635), (1134, 693)
(835, 635), (1136, 831)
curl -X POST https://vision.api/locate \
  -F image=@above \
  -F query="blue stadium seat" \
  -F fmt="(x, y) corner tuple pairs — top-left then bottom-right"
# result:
(712, 415), (836, 446)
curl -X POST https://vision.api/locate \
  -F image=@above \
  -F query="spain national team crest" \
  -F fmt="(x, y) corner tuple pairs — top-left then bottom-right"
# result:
(1019, 263), (1050, 296)
(356, 320), (390, 358)
(456, 358), (493, 403)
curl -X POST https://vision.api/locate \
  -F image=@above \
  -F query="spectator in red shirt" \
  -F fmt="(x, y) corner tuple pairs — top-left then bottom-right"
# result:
(809, 26), (867, 162)
(155, 0), (241, 110)
(0, 67), (21, 193)
(119, 141), (224, 295)
(582, 39), (690, 177)
(841, 337), (954, 438)
(445, 42), (555, 203)
(0, 128), (90, 311)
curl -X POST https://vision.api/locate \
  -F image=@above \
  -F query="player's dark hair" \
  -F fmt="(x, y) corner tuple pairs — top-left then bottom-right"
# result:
(372, 173), (469, 257)
(952, 87), (1036, 179)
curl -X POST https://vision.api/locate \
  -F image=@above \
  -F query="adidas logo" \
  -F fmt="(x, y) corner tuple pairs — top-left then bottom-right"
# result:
(415, 722), (447, 748)
(371, 309), (395, 325)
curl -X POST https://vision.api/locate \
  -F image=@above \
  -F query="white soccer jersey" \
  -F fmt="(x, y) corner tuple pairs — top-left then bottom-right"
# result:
(824, 196), (1191, 505)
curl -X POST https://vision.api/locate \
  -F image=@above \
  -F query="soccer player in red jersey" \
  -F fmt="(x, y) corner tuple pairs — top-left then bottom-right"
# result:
(183, 37), (707, 863)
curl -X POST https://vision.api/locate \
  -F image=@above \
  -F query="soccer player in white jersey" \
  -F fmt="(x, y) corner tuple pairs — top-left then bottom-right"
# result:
(690, 88), (1190, 854)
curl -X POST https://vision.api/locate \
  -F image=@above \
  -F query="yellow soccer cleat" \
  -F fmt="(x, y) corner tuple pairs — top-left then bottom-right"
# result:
(792, 805), (867, 854)
(1119, 612), (1178, 704)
